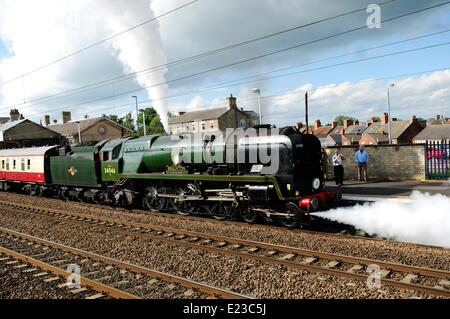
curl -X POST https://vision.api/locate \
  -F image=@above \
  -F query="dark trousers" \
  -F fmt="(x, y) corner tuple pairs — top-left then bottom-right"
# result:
(334, 165), (344, 185)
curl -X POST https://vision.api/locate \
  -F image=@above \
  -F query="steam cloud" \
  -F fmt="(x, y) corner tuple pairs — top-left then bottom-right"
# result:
(312, 191), (450, 248)
(102, 0), (169, 131)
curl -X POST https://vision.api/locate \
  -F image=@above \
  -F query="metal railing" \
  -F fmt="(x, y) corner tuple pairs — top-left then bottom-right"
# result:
(426, 140), (449, 180)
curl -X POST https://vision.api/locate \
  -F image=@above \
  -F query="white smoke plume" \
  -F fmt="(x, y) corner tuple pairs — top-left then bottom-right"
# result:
(102, 0), (169, 131)
(312, 191), (450, 248)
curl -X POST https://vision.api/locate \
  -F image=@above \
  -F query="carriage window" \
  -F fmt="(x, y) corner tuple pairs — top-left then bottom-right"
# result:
(6, 159), (9, 170)
(13, 160), (16, 170)
(1, 160), (4, 170)
(21, 158), (25, 171)
(27, 159), (31, 170)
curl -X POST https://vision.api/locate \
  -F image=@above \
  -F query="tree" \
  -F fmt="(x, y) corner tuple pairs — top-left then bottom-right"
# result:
(334, 115), (356, 126)
(149, 115), (165, 134)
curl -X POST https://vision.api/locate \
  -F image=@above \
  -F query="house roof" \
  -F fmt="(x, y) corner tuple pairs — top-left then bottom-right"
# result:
(363, 120), (412, 139)
(344, 124), (367, 135)
(312, 126), (334, 137)
(0, 117), (9, 124)
(319, 137), (336, 147)
(47, 116), (132, 136)
(366, 133), (389, 143)
(0, 119), (28, 132)
(328, 126), (345, 135)
(342, 134), (361, 142)
(327, 134), (342, 144)
(413, 124), (450, 140)
(168, 107), (230, 124)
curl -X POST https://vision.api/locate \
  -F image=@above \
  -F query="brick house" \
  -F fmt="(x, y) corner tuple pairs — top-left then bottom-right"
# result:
(168, 95), (260, 134)
(361, 113), (425, 145)
(413, 124), (450, 144)
(47, 115), (132, 144)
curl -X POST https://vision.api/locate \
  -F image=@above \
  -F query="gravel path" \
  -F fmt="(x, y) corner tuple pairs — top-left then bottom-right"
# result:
(0, 203), (443, 299)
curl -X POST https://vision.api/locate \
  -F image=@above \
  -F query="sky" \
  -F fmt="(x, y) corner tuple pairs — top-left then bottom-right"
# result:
(0, 0), (449, 130)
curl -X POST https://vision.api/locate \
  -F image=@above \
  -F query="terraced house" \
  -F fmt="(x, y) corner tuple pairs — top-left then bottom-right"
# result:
(168, 95), (260, 134)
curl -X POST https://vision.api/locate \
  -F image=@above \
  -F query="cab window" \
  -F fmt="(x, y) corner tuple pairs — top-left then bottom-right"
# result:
(103, 151), (110, 161)
(112, 145), (122, 160)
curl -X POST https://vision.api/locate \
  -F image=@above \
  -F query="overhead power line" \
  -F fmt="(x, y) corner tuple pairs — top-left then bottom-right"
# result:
(2, 0), (398, 108)
(22, 1), (448, 113)
(17, 41), (450, 120)
(4, 65), (448, 140)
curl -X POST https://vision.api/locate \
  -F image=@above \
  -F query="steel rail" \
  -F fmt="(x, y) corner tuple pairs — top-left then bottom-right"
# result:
(0, 245), (139, 299)
(0, 225), (251, 299)
(6, 191), (445, 251)
(1, 200), (449, 297)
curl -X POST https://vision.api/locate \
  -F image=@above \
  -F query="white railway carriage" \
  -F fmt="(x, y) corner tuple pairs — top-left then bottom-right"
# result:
(0, 146), (58, 184)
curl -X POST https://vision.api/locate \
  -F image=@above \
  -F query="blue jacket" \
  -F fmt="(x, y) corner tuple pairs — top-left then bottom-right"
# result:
(355, 150), (369, 163)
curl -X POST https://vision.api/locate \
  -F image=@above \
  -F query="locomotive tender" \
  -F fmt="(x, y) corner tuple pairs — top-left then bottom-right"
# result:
(0, 125), (337, 228)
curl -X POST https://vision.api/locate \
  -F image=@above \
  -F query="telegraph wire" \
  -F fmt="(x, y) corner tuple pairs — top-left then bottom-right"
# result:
(2, 0), (398, 108)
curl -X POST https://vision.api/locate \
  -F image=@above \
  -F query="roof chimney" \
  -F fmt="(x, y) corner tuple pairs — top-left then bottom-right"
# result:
(365, 122), (372, 127)
(226, 94), (237, 109)
(344, 118), (353, 129)
(44, 115), (50, 126)
(53, 119), (57, 124)
(9, 109), (21, 122)
(295, 122), (303, 129)
(331, 121), (337, 129)
(61, 111), (71, 124)
(381, 113), (388, 125)
(354, 119), (359, 125)
(370, 117), (376, 124)
(436, 115), (441, 121)
(314, 119), (321, 129)
(391, 118), (397, 122)
(410, 115), (417, 124)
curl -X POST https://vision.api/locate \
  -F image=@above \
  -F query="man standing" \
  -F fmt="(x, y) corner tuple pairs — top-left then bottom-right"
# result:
(332, 149), (345, 186)
(355, 145), (369, 181)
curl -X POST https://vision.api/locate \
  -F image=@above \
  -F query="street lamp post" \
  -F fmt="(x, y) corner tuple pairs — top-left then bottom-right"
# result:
(252, 88), (263, 125)
(139, 109), (146, 136)
(132, 96), (139, 136)
(387, 82), (395, 144)
(75, 121), (81, 144)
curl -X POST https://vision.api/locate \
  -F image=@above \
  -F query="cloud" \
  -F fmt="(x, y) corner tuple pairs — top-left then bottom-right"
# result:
(0, 0), (448, 129)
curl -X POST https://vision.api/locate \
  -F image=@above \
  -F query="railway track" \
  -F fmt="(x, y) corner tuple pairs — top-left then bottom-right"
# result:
(4, 191), (443, 250)
(0, 200), (449, 298)
(0, 225), (251, 299)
